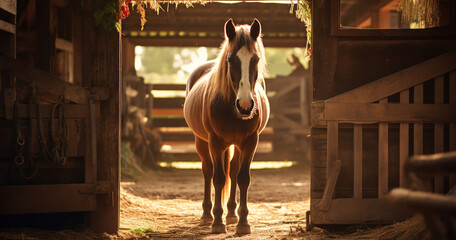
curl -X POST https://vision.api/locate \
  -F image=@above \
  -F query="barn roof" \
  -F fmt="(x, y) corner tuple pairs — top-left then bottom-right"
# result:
(122, 2), (308, 47)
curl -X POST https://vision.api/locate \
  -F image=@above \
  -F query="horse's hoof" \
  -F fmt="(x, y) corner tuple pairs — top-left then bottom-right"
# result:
(199, 214), (213, 226)
(226, 214), (238, 225)
(236, 224), (251, 235)
(211, 224), (227, 234)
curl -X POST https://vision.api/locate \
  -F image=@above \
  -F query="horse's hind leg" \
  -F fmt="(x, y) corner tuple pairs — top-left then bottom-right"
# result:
(226, 148), (240, 225)
(195, 136), (213, 226)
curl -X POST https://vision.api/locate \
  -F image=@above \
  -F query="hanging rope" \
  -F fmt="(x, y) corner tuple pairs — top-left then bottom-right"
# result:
(50, 96), (68, 165)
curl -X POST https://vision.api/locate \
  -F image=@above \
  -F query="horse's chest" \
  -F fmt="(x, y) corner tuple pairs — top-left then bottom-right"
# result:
(210, 107), (258, 143)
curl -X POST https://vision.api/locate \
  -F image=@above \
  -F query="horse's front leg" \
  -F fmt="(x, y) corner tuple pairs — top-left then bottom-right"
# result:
(236, 134), (258, 235)
(195, 137), (213, 226)
(226, 148), (240, 224)
(208, 134), (228, 233)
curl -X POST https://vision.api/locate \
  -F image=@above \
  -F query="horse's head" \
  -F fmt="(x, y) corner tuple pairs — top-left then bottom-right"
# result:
(224, 18), (265, 120)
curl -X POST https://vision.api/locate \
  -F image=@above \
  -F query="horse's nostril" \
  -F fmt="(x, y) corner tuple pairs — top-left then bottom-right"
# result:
(236, 99), (242, 110)
(236, 99), (254, 116)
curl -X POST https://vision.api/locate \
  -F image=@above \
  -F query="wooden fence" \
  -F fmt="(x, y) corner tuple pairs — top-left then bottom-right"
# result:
(310, 51), (456, 225)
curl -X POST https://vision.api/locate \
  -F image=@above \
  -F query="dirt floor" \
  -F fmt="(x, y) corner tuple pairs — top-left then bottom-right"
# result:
(0, 166), (431, 239)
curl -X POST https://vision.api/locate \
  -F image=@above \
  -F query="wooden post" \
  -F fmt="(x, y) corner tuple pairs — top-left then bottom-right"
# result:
(35, 0), (55, 74)
(87, 19), (121, 233)
(327, 121), (338, 177)
(0, 0), (16, 119)
(450, 72), (456, 187)
(399, 90), (409, 187)
(378, 98), (389, 198)
(414, 84), (423, 156)
(300, 76), (309, 128)
(354, 124), (363, 199)
(434, 76), (444, 193)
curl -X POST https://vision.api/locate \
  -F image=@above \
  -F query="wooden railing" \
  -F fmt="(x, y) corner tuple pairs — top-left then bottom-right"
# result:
(310, 51), (456, 225)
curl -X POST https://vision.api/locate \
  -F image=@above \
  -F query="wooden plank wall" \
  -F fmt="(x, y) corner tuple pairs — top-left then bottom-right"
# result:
(0, 2), (120, 233)
(311, 1), (456, 225)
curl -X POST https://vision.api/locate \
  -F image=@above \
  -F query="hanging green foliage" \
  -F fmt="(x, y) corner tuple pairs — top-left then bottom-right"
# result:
(290, 0), (312, 58)
(91, 0), (119, 31)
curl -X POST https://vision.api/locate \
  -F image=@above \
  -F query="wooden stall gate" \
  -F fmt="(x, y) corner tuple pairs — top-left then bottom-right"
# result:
(309, 51), (456, 225)
(0, 54), (108, 217)
(150, 75), (310, 163)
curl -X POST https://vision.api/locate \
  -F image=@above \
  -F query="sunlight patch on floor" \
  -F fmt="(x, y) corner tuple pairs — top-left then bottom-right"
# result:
(158, 161), (296, 169)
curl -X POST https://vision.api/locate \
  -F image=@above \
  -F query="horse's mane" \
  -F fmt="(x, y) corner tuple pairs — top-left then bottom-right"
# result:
(208, 24), (267, 102)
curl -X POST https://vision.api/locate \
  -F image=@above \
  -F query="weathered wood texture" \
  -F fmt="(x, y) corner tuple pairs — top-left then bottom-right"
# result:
(0, 184), (97, 214)
(87, 18), (121, 233)
(314, 1), (456, 101)
(0, 0), (16, 15)
(0, 0), (16, 119)
(311, 0), (456, 226)
(122, 2), (307, 48)
(0, 55), (90, 104)
(311, 198), (410, 225)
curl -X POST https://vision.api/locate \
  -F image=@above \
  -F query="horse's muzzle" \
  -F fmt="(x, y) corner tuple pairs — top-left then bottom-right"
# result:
(236, 99), (255, 117)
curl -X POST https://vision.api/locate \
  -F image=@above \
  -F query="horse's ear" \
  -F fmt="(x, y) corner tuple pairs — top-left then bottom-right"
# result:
(250, 18), (261, 40)
(225, 19), (236, 42)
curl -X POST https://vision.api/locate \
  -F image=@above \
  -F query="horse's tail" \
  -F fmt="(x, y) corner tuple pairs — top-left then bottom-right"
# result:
(222, 145), (234, 207)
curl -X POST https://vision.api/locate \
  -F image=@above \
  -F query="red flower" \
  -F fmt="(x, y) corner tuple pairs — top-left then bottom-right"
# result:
(126, 0), (131, 4)
(121, 5), (130, 18)
(308, 48), (312, 54)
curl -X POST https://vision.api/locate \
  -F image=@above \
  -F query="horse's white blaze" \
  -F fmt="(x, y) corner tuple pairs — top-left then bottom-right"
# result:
(236, 46), (254, 110)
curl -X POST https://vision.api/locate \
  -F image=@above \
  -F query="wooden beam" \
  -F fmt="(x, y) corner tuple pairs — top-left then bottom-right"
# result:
(311, 198), (411, 225)
(0, 184), (97, 214)
(152, 84), (186, 91)
(449, 71), (456, 187)
(0, 19), (15, 34)
(354, 124), (363, 199)
(0, 55), (90, 104)
(434, 76), (444, 193)
(320, 160), (341, 211)
(399, 90), (409, 187)
(324, 103), (456, 123)
(87, 22), (120, 233)
(0, 103), (90, 119)
(152, 108), (183, 116)
(388, 188), (456, 214)
(0, 0), (16, 15)
(406, 152), (456, 177)
(127, 36), (307, 48)
(55, 37), (74, 52)
(378, 98), (389, 198)
(326, 51), (456, 103)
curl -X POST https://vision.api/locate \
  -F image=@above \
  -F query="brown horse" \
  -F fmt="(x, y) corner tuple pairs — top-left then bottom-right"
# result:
(183, 18), (269, 235)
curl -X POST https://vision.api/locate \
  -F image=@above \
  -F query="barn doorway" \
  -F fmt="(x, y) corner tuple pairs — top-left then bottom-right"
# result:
(119, 1), (312, 237)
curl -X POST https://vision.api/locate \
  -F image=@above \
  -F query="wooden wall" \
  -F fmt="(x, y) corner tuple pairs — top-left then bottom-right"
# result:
(312, 0), (456, 100)
(310, 0), (456, 225)
(0, 1), (120, 233)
